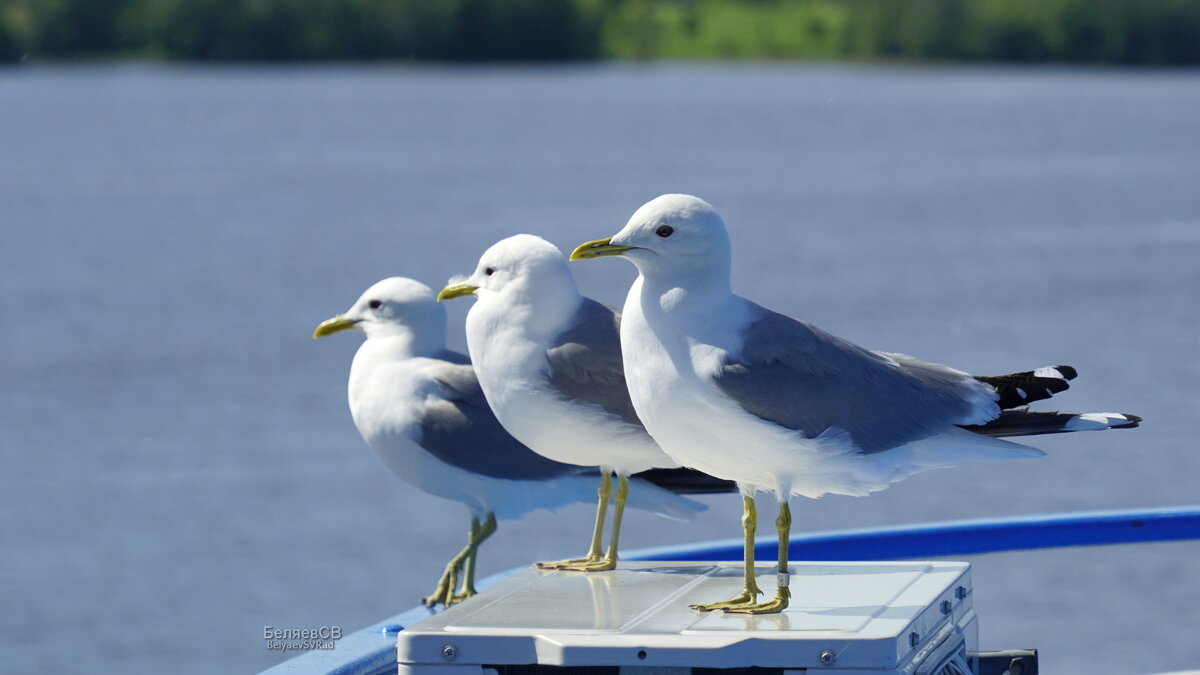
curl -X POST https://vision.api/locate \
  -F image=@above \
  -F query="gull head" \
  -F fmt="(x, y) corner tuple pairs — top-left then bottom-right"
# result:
(570, 194), (731, 284)
(438, 234), (580, 318)
(314, 277), (445, 343)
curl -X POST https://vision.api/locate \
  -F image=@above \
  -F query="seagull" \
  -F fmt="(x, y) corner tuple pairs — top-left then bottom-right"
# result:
(314, 277), (715, 604)
(437, 235), (708, 572)
(570, 194), (1140, 614)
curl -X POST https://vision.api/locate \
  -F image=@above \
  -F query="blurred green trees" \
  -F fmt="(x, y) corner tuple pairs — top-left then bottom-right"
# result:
(1, 0), (1198, 64)
(0, 0), (605, 61)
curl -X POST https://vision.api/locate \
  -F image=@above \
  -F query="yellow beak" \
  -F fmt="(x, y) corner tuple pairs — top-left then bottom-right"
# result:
(312, 315), (359, 339)
(569, 237), (637, 261)
(437, 283), (478, 302)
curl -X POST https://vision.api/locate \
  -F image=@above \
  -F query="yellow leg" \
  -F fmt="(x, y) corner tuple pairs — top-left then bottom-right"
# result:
(691, 495), (764, 611)
(423, 517), (479, 607)
(556, 474), (629, 572)
(538, 472), (611, 569)
(450, 513), (497, 604)
(722, 500), (791, 614)
(606, 474), (630, 562)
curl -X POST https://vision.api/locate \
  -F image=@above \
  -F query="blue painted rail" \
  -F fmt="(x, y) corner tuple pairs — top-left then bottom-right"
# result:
(630, 505), (1200, 562)
(261, 505), (1200, 675)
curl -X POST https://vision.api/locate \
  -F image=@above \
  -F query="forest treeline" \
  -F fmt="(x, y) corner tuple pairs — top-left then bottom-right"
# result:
(2, 0), (1198, 65)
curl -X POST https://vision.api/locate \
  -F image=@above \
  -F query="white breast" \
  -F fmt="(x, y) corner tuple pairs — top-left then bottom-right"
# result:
(347, 351), (485, 506)
(466, 301), (676, 474)
(620, 284), (804, 491)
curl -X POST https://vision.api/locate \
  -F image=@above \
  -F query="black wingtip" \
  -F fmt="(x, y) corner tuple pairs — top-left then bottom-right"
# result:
(967, 409), (1143, 437)
(1055, 365), (1079, 381)
(977, 365), (1079, 410)
(1114, 412), (1142, 428)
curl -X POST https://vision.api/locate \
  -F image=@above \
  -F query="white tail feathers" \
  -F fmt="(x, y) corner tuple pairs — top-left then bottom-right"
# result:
(912, 427), (1046, 468)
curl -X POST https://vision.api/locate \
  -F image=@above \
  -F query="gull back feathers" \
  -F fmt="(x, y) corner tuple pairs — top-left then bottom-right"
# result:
(545, 298), (643, 428)
(713, 306), (1001, 455)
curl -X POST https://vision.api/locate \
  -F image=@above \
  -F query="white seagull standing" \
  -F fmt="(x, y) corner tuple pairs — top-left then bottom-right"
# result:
(314, 277), (611, 606)
(438, 235), (708, 571)
(571, 194), (1140, 614)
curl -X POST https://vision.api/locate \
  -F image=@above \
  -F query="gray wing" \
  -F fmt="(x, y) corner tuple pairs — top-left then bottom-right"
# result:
(713, 307), (999, 454)
(544, 298), (643, 428)
(416, 356), (583, 481)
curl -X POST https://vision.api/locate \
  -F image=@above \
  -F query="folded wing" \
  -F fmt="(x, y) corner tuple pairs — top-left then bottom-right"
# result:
(713, 307), (1000, 455)
(544, 298), (644, 428)
(417, 360), (583, 481)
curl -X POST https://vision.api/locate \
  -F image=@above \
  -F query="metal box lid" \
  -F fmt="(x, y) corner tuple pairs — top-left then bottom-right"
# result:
(398, 561), (972, 671)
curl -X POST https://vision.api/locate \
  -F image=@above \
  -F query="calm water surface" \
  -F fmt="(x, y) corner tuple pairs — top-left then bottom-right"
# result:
(2, 63), (1198, 673)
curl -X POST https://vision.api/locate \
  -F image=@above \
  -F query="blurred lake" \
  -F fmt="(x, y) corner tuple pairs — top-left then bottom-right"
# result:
(2, 63), (1198, 674)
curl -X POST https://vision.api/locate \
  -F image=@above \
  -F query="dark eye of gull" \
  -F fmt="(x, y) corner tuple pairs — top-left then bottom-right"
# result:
(485, 267), (495, 276)
(368, 299), (382, 309)
(656, 225), (674, 238)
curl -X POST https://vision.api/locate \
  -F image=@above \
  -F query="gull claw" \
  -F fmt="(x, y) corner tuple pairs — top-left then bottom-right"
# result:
(689, 588), (763, 612)
(537, 554), (602, 569)
(552, 557), (616, 573)
(718, 588), (790, 615)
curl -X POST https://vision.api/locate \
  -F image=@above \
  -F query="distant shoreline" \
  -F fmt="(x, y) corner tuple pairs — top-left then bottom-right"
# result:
(4, 0), (1199, 66)
(5, 59), (1200, 74)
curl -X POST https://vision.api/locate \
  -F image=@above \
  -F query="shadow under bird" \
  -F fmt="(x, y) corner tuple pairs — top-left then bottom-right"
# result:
(438, 235), (712, 572)
(314, 277), (724, 606)
(570, 194), (1141, 615)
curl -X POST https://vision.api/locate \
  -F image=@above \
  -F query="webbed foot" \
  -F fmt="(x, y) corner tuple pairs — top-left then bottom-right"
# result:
(537, 553), (599, 569)
(689, 586), (764, 612)
(552, 556), (616, 572)
(719, 588), (790, 615)
(448, 589), (475, 605)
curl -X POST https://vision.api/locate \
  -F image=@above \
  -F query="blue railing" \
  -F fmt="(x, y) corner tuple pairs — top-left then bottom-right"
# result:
(631, 505), (1200, 562)
(260, 505), (1200, 675)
